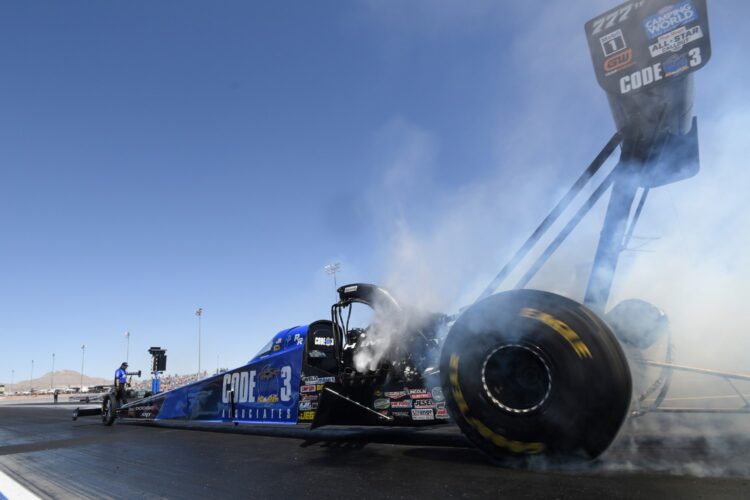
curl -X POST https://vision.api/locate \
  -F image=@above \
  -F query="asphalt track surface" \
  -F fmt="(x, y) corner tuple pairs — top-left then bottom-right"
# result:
(0, 403), (749, 499)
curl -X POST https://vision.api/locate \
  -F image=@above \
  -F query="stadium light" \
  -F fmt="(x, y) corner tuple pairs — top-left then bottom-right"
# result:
(324, 262), (341, 297)
(10, 369), (13, 395)
(80, 344), (86, 391)
(125, 331), (130, 364)
(30, 359), (34, 392)
(195, 308), (203, 374)
(51, 353), (55, 391)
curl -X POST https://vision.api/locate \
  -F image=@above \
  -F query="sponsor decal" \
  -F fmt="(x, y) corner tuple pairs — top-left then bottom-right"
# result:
(378, 410), (390, 417)
(384, 391), (408, 399)
(619, 62), (663, 93)
(648, 25), (703, 57)
(642, 0), (698, 39)
(435, 407), (450, 419)
(257, 394), (279, 403)
(300, 384), (317, 393)
(373, 398), (390, 410)
(663, 54), (689, 77)
(391, 400), (413, 409)
(409, 389), (432, 399)
(298, 410), (316, 421)
(299, 400), (318, 411)
(222, 365), (293, 404)
(520, 308), (592, 358)
(604, 48), (633, 75)
(220, 407), (294, 421)
(590, 1), (645, 35)
(599, 29), (627, 57)
(431, 387), (445, 403)
(413, 399), (434, 408)
(301, 394), (318, 401)
(619, 46), (700, 93)
(391, 410), (411, 418)
(314, 337), (334, 346)
(302, 376), (336, 384)
(411, 408), (434, 421)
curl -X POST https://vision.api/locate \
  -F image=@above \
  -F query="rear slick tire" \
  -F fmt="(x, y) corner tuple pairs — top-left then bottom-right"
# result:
(439, 289), (631, 463)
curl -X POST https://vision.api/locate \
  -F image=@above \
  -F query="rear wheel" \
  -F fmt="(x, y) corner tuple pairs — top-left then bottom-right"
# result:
(440, 289), (631, 462)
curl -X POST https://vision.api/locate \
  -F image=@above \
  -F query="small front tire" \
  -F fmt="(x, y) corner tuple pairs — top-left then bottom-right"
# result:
(101, 394), (117, 426)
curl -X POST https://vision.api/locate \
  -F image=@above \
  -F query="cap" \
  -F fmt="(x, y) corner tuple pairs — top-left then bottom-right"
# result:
(121, 362), (129, 367)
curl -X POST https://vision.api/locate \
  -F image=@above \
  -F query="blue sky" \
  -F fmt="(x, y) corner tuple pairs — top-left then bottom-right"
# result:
(1, 0), (748, 382)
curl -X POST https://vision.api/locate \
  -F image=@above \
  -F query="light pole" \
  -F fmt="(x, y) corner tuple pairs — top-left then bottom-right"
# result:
(324, 262), (341, 298)
(195, 308), (203, 374)
(80, 344), (86, 391)
(125, 331), (130, 363)
(51, 353), (55, 391)
(11, 369), (14, 395)
(30, 360), (34, 393)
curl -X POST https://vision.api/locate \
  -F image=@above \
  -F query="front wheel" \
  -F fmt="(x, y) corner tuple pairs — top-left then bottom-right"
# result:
(101, 394), (117, 426)
(440, 289), (631, 462)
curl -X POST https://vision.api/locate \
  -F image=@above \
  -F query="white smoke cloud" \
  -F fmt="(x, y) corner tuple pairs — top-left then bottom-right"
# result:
(358, 0), (750, 476)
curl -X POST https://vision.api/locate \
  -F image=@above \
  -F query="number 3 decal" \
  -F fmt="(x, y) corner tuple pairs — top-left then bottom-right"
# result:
(689, 47), (702, 67)
(280, 366), (292, 402)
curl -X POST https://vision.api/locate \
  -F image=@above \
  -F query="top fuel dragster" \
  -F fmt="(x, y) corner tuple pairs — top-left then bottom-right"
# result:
(75, 0), (747, 462)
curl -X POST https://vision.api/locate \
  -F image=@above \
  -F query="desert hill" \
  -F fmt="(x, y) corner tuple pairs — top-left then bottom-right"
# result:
(3, 370), (110, 391)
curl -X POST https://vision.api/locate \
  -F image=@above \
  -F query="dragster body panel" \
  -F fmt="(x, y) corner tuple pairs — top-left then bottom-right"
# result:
(118, 324), (309, 425)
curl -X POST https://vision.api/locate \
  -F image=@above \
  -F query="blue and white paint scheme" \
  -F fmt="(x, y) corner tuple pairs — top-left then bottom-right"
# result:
(120, 325), (309, 425)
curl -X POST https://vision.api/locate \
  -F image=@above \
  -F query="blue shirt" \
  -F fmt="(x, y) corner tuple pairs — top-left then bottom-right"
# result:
(115, 368), (127, 384)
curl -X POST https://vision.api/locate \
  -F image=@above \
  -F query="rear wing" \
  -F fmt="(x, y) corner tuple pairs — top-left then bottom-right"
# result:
(585, 0), (711, 97)
(585, 0), (712, 188)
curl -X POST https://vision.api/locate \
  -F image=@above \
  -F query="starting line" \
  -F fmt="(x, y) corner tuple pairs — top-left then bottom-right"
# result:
(0, 469), (39, 500)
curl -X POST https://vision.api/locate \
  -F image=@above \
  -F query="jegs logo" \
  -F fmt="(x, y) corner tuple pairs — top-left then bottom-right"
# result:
(642, 0), (698, 39)
(590, 0), (645, 35)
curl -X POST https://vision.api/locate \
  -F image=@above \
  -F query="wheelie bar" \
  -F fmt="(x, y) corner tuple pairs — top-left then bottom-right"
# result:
(72, 407), (102, 420)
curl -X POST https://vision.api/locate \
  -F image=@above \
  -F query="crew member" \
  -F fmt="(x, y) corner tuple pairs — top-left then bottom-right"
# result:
(114, 362), (129, 406)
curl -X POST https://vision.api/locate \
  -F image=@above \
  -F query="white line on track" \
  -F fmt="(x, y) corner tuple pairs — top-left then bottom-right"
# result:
(0, 469), (40, 500)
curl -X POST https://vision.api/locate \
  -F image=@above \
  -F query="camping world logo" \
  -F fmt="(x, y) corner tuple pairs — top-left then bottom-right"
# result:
(642, 1), (698, 39)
